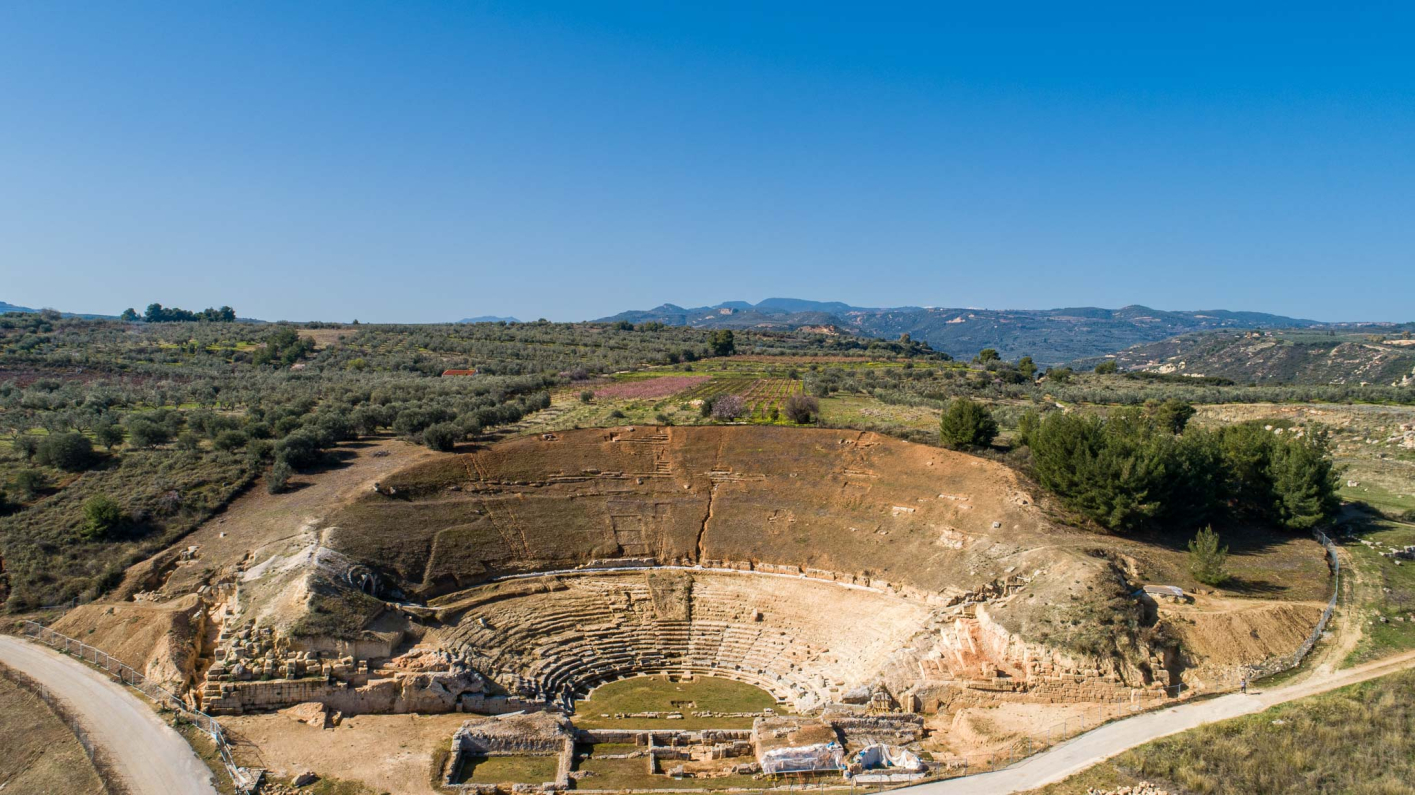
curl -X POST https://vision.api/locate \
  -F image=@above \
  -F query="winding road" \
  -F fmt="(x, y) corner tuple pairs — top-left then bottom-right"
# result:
(903, 647), (1415, 794)
(2, 627), (1413, 795)
(0, 635), (220, 795)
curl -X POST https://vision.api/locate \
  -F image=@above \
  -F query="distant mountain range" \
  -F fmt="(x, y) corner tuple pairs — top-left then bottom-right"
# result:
(458, 315), (521, 324)
(598, 298), (1322, 365)
(1074, 327), (1415, 386)
(0, 300), (115, 320)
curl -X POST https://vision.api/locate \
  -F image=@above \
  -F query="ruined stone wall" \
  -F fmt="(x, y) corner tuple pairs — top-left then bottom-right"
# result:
(575, 729), (753, 745)
(202, 669), (488, 716)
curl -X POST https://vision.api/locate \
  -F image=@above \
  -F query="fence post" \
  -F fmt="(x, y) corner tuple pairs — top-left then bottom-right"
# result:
(16, 619), (252, 793)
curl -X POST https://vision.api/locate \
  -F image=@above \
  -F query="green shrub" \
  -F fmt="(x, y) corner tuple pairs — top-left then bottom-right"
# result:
(12, 469), (47, 501)
(350, 407), (385, 436)
(1094, 360), (1119, 374)
(213, 430), (249, 452)
(95, 422), (126, 451)
(246, 439), (274, 464)
(274, 429), (325, 470)
(708, 330), (736, 357)
(1152, 399), (1196, 434)
(125, 418), (171, 448)
(939, 398), (998, 450)
(35, 432), (97, 472)
(13, 434), (39, 461)
(267, 459), (293, 494)
(1015, 409), (1040, 448)
(80, 495), (126, 540)
(422, 422), (461, 452)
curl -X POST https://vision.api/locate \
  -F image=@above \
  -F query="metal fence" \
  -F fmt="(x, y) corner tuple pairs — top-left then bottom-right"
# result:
(21, 620), (260, 793)
(1243, 527), (1340, 683)
(0, 661), (127, 793)
(912, 686), (1180, 782)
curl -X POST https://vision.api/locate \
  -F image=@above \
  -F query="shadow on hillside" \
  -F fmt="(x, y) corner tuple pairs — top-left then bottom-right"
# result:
(1222, 576), (1288, 596)
(1126, 521), (1303, 558)
(305, 447), (360, 474)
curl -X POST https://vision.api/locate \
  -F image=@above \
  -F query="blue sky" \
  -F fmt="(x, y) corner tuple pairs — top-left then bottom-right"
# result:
(1, 2), (1411, 322)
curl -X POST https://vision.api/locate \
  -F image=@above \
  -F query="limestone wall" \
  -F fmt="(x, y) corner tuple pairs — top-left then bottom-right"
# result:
(202, 669), (487, 715)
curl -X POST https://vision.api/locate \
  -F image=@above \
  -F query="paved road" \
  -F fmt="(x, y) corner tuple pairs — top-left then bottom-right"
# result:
(904, 648), (1415, 795)
(0, 635), (220, 795)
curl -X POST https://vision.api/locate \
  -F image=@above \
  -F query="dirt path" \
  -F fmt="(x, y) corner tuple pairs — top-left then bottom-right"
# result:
(225, 711), (470, 795)
(138, 436), (436, 598)
(904, 648), (1415, 795)
(1304, 544), (1362, 677)
(0, 636), (220, 795)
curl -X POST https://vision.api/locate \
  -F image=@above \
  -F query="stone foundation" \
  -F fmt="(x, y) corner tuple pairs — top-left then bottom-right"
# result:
(445, 713), (576, 791)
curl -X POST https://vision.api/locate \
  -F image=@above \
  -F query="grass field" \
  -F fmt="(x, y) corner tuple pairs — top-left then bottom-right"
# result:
(1343, 479), (1415, 517)
(574, 675), (782, 729)
(1343, 515), (1415, 666)
(1102, 523), (1333, 603)
(818, 393), (940, 442)
(1024, 669), (1415, 795)
(572, 750), (766, 791)
(567, 366), (813, 426)
(454, 754), (561, 785)
(0, 668), (106, 795)
(573, 754), (663, 790)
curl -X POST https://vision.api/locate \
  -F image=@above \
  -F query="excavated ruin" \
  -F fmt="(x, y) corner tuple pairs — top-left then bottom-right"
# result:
(192, 427), (1184, 717)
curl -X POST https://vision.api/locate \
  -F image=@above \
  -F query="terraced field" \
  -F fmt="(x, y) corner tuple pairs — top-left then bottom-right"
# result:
(678, 376), (803, 420)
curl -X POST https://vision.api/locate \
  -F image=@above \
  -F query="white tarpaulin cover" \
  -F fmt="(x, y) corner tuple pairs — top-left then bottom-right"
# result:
(851, 744), (923, 772)
(759, 742), (845, 775)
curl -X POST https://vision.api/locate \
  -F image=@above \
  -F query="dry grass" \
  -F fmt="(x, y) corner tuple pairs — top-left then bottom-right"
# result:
(453, 755), (560, 785)
(1027, 669), (1415, 795)
(337, 426), (1133, 662)
(0, 664), (107, 795)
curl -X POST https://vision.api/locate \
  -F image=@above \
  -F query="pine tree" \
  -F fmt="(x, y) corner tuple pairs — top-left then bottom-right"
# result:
(939, 398), (998, 450)
(1188, 526), (1229, 586)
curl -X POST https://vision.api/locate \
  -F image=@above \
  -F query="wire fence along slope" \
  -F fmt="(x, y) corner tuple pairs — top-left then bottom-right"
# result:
(1244, 528), (1341, 682)
(0, 661), (131, 794)
(20, 620), (259, 793)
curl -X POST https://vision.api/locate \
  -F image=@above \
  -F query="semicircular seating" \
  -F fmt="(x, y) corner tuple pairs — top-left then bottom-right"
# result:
(439, 570), (936, 711)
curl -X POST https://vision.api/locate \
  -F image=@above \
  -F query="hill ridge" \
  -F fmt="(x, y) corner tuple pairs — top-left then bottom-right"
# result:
(597, 298), (1323, 364)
